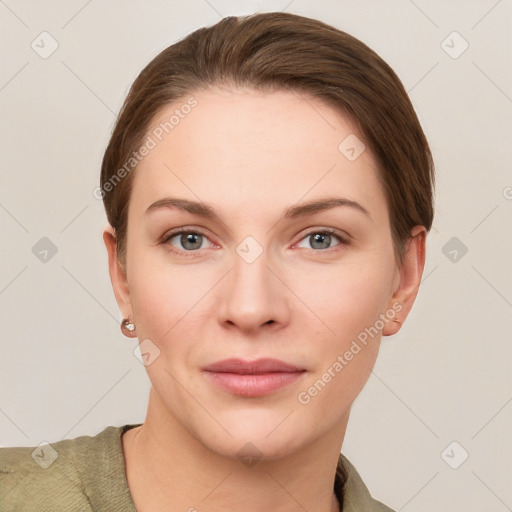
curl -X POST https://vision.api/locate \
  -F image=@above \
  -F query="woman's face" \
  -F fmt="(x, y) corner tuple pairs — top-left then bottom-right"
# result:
(108, 86), (422, 459)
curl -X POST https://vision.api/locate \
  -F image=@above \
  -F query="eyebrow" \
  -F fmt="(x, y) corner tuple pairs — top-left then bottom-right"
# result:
(145, 196), (371, 221)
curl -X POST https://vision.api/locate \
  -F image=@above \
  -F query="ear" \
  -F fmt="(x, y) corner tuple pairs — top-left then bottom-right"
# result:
(103, 224), (132, 319)
(382, 225), (427, 336)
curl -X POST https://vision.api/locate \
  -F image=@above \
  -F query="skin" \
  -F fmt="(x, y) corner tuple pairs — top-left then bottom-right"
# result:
(104, 85), (426, 512)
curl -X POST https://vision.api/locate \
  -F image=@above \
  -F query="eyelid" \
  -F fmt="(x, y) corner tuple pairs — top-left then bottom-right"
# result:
(297, 227), (351, 243)
(161, 227), (217, 254)
(293, 227), (351, 251)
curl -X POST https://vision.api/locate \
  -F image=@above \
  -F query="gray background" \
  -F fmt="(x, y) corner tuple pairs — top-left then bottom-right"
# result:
(1, 0), (511, 510)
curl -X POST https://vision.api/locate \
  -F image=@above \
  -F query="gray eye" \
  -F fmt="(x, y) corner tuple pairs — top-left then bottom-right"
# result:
(297, 231), (342, 250)
(169, 232), (207, 251)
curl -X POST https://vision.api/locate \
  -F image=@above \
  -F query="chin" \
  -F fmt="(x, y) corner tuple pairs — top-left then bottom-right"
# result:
(193, 414), (309, 461)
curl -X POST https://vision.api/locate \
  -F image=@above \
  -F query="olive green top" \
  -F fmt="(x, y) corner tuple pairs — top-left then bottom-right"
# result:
(0, 424), (395, 511)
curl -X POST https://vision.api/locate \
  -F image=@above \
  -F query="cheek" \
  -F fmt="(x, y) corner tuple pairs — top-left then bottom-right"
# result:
(127, 249), (215, 343)
(293, 265), (389, 414)
(290, 257), (393, 400)
(291, 257), (394, 342)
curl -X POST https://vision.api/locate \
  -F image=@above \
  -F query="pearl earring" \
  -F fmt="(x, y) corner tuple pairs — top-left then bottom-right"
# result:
(121, 318), (137, 338)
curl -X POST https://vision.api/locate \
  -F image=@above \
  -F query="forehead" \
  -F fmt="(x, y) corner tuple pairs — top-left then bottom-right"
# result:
(129, 86), (387, 221)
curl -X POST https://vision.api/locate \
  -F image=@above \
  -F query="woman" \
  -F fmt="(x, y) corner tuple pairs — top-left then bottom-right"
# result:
(0, 11), (434, 511)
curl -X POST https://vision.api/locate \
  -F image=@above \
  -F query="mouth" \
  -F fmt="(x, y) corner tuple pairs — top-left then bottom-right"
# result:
(202, 357), (305, 374)
(202, 358), (307, 397)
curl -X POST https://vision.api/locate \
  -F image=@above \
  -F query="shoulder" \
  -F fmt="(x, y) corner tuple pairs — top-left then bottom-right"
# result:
(338, 452), (396, 512)
(1, 434), (94, 511)
(0, 424), (139, 512)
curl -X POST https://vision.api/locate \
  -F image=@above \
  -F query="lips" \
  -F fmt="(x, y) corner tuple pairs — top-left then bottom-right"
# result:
(202, 358), (306, 397)
(202, 358), (304, 374)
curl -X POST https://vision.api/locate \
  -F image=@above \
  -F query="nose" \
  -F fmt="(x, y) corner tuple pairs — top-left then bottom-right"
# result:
(216, 246), (291, 334)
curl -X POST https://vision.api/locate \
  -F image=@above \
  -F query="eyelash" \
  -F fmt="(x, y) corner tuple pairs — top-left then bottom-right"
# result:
(161, 227), (350, 257)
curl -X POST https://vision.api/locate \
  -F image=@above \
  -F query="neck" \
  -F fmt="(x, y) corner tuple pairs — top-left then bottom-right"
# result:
(122, 387), (348, 512)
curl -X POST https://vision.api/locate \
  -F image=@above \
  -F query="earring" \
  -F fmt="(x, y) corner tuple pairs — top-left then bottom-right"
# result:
(121, 318), (137, 338)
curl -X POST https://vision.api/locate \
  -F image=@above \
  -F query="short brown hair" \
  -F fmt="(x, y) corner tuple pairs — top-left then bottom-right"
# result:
(100, 11), (435, 268)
